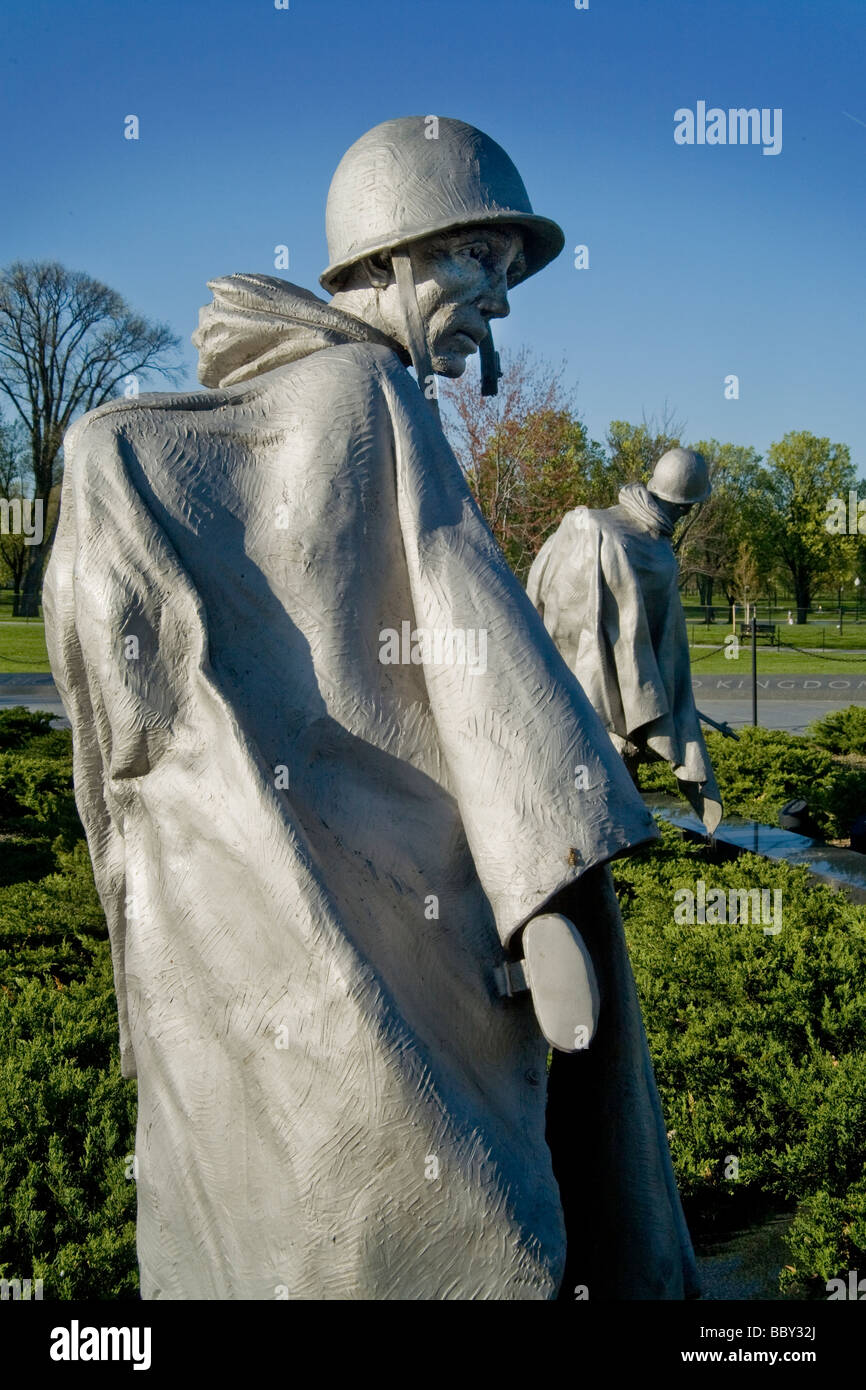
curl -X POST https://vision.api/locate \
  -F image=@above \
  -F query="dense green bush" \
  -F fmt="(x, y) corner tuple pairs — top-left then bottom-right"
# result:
(613, 821), (866, 1295)
(0, 708), (138, 1300)
(809, 704), (866, 759)
(637, 726), (866, 838)
(0, 954), (138, 1299)
(2, 708), (865, 1299)
(0, 708), (81, 890)
(0, 709), (57, 751)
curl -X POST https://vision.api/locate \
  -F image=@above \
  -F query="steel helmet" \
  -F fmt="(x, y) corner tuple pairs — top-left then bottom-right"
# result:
(647, 448), (711, 505)
(320, 116), (565, 294)
(319, 117), (564, 409)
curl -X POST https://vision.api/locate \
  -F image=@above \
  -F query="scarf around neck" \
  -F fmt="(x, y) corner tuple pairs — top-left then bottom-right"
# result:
(192, 274), (411, 388)
(617, 483), (675, 538)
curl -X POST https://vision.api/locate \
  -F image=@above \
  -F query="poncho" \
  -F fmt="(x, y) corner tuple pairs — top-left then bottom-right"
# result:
(43, 275), (699, 1300)
(527, 486), (722, 834)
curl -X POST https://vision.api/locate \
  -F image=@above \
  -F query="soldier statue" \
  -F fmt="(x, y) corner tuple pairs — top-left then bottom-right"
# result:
(44, 118), (699, 1300)
(527, 448), (722, 834)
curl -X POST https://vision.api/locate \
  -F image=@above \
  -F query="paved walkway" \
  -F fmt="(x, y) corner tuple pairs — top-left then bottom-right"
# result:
(0, 673), (68, 724)
(698, 700), (849, 735)
(693, 674), (866, 697)
(3, 671), (865, 738)
(693, 674), (865, 734)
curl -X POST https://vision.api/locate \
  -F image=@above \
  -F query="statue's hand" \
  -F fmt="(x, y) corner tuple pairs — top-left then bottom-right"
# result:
(520, 913), (601, 1054)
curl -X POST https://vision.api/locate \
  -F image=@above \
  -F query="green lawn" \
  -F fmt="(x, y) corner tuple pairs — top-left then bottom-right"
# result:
(686, 620), (866, 675)
(0, 620), (51, 673)
(689, 647), (866, 676)
(4, 613), (866, 678)
(683, 614), (866, 644)
(687, 621), (866, 651)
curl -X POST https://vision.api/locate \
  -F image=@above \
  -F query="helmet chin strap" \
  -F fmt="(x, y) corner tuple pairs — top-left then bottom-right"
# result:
(391, 247), (503, 417)
(391, 248), (440, 424)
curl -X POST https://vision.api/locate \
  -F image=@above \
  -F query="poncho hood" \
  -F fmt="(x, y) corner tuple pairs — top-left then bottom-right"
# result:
(617, 482), (676, 538)
(192, 273), (411, 387)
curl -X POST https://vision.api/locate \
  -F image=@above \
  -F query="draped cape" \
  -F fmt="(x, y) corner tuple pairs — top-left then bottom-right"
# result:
(43, 276), (699, 1300)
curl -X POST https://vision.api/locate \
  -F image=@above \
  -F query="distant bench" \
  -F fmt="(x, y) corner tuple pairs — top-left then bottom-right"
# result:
(738, 621), (777, 645)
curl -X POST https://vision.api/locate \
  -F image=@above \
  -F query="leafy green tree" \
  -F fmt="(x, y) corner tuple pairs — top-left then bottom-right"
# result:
(604, 409), (683, 495)
(676, 441), (765, 615)
(756, 431), (858, 624)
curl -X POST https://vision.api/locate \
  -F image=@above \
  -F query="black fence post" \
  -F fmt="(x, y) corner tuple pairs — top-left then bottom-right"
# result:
(751, 614), (758, 728)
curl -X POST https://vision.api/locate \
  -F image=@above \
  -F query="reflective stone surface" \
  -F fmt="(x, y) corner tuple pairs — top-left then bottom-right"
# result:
(647, 796), (866, 902)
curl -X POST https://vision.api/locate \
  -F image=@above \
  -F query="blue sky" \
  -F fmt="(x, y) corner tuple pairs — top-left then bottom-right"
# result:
(2, 0), (864, 471)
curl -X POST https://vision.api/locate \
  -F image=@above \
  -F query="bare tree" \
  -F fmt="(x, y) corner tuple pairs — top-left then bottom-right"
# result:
(731, 539), (760, 610)
(440, 345), (568, 522)
(0, 261), (182, 614)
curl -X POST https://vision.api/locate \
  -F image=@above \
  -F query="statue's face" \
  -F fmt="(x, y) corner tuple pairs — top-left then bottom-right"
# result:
(652, 496), (693, 526)
(408, 227), (526, 376)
